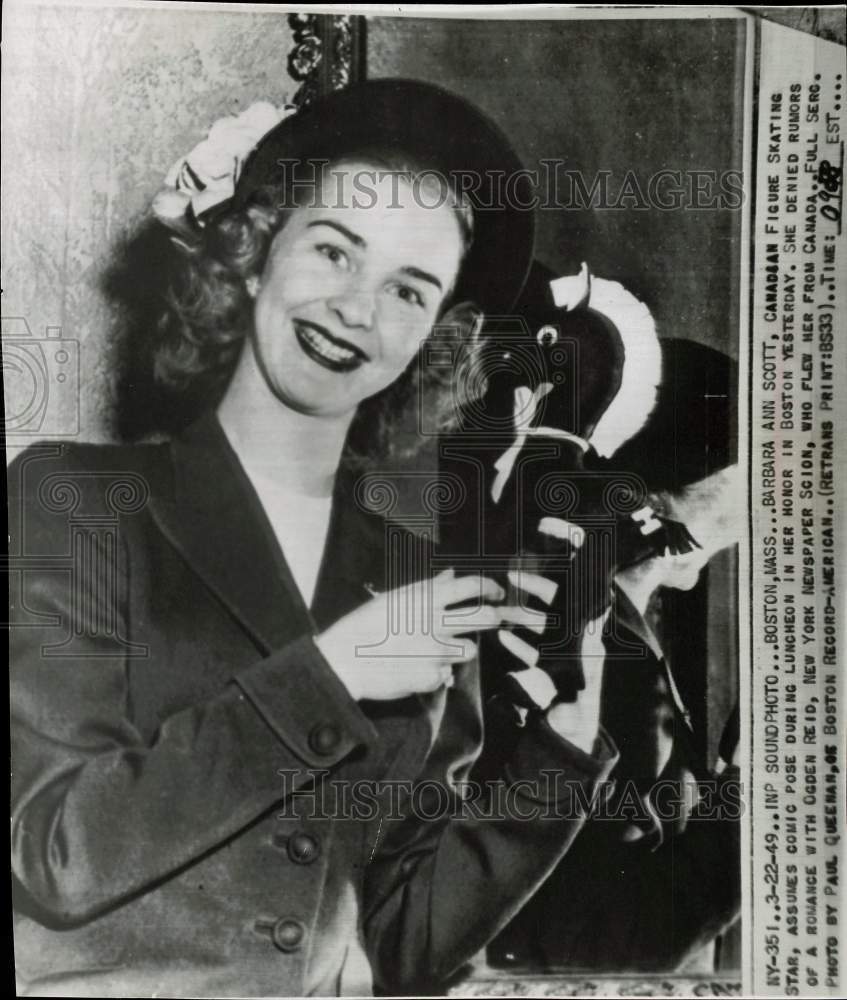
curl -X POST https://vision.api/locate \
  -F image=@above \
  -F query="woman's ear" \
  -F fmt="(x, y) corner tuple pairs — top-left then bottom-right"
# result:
(245, 275), (260, 299)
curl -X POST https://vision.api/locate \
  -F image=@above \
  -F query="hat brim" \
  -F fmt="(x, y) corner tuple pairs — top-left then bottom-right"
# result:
(234, 79), (534, 316)
(602, 337), (738, 493)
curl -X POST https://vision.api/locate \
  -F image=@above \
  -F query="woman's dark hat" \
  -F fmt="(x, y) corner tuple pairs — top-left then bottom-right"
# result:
(233, 78), (535, 316)
(600, 337), (738, 494)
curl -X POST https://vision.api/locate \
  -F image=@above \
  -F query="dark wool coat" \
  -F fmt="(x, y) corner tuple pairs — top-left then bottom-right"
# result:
(10, 412), (616, 997)
(488, 588), (741, 972)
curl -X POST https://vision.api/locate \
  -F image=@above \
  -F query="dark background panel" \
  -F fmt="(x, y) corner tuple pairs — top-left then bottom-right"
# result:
(367, 15), (747, 358)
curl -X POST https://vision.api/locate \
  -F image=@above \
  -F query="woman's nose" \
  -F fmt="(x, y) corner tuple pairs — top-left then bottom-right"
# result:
(326, 285), (376, 330)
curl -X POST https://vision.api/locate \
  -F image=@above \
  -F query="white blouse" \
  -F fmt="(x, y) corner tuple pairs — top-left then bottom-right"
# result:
(248, 471), (334, 608)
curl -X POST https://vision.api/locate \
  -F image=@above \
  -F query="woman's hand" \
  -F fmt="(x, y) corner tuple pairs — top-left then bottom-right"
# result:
(502, 568), (608, 754)
(316, 570), (506, 702)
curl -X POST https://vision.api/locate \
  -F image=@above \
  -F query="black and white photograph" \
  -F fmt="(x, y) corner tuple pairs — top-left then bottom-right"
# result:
(3, 4), (845, 998)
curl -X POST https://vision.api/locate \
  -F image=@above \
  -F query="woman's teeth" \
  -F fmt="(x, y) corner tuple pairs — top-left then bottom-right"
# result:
(301, 326), (357, 363)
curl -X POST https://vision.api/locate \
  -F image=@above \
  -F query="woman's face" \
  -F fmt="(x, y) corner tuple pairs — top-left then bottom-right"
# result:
(248, 161), (465, 419)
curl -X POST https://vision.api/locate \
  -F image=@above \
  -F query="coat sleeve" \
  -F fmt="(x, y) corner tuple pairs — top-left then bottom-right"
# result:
(361, 653), (618, 993)
(9, 447), (378, 926)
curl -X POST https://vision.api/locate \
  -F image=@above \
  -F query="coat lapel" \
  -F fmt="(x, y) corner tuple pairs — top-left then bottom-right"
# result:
(148, 412), (313, 653)
(148, 411), (396, 655)
(310, 472), (403, 633)
(149, 414), (435, 780)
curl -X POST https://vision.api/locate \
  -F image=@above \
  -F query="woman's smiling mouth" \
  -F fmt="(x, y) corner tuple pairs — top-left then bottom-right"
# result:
(294, 320), (368, 373)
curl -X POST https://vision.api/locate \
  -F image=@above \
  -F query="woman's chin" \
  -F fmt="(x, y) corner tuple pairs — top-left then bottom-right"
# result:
(276, 394), (357, 421)
(265, 367), (363, 419)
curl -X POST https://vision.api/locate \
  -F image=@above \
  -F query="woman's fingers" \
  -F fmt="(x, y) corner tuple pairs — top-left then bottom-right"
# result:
(453, 639), (478, 663)
(425, 634), (479, 664)
(435, 571), (505, 608)
(498, 604), (547, 634)
(362, 659), (459, 700)
(507, 569), (558, 606)
(441, 602), (503, 633)
(441, 602), (546, 635)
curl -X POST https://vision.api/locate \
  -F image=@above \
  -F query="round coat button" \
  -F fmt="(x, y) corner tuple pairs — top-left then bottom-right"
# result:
(271, 918), (306, 953)
(287, 831), (320, 864)
(309, 723), (340, 755)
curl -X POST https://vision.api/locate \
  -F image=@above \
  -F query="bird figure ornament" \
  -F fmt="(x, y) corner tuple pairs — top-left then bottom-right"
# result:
(438, 260), (700, 716)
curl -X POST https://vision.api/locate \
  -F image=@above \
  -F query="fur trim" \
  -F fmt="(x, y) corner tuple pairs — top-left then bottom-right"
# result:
(551, 266), (661, 458)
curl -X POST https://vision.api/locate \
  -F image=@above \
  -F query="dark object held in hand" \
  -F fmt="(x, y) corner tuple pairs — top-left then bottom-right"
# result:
(440, 260), (682, 708)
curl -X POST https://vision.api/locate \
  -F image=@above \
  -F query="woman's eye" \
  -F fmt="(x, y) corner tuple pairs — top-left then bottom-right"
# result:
(387, 283), (425, 309)
(316, 244), (350, 270)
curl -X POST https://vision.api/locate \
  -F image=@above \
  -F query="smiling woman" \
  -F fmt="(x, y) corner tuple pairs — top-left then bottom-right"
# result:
(10, 78), (619, 999)
(215, 156), (469, 608)
(236, 161), (466, 420)
(151, 103), (496, 468)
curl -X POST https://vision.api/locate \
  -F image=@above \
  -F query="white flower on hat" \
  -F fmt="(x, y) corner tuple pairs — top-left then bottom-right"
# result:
(152, 101), (298, 229)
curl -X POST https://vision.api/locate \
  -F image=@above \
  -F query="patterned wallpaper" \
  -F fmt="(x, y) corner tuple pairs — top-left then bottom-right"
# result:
(2, 5), (298, 455)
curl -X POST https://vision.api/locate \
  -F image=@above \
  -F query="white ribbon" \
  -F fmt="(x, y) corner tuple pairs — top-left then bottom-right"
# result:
(549, 261), (591, 311)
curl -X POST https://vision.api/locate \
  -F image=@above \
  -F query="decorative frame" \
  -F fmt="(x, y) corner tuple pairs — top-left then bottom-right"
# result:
(286, 13), (366, 108)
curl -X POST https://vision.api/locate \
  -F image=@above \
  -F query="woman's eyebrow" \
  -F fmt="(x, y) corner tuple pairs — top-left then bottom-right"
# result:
(306, 220), (365, 247)
(401, 266), (443, 292)
(306, 221), (443, 292)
